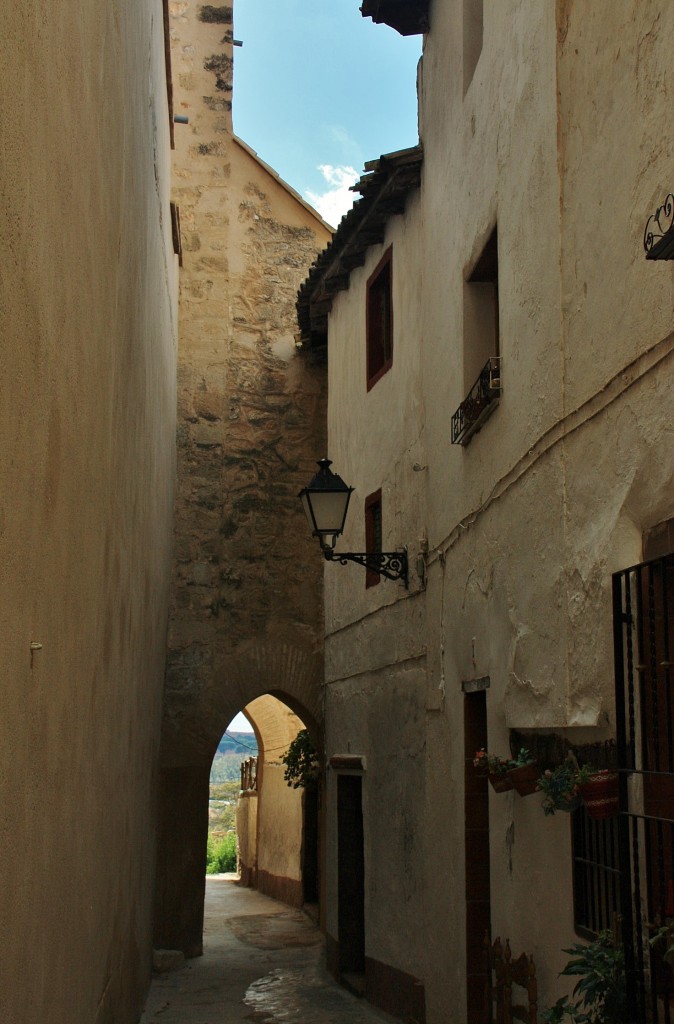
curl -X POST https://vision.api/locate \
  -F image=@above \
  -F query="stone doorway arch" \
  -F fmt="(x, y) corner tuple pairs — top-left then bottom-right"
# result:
(153, 640), (324, 957)
(236, 692), (321, 912)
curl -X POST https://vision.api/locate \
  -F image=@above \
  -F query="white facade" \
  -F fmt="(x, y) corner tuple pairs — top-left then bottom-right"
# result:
(301, 2), (674, 1021)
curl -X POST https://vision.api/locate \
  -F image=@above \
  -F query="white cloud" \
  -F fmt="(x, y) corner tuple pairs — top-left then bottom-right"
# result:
(305, 164), (359, 228)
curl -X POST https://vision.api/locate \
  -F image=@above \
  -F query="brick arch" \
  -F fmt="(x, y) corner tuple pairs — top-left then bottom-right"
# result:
(159, 639), (323, 768)
(154, 639), (324, 957)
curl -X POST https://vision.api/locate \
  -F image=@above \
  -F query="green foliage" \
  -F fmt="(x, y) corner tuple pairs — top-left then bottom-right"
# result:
(649, 920), (674, 965)
(206, 832), (237, 874)
(542, 931), (626, 1024)
(512, 747), (535, 767)
(216, 731), (258, 756)
(281, 729), (319, 789)
(210, 752), (248, 783)
(208, 779), (239, 833)
(538, 763), (580, 816)
(473, 748), (512, 777)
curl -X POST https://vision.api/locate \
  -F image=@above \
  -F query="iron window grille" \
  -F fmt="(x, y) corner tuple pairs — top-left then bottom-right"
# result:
(451, 356), (502, 445)
(572, 806), (622, 939)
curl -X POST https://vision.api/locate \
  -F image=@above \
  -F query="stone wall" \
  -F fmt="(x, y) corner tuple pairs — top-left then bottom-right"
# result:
(155, 0), (331, 955)
(0, 2), (178, 1022)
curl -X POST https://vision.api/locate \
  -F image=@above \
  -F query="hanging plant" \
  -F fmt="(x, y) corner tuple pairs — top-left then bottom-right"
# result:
(281, 729), (320, 789)
(472, 749), (514, 792)
(538, 762), (583, 816)
(507, 748), (539, 796)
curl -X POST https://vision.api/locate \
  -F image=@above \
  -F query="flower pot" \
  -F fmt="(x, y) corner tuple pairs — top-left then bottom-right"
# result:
(557, 794), (582, 813)
(488, 773), (514, 793)
(507, 763), (539, 796)
(580, 771), (619, 819)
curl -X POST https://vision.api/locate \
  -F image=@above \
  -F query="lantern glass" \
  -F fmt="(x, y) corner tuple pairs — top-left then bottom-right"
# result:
(299, 459), (354, 550)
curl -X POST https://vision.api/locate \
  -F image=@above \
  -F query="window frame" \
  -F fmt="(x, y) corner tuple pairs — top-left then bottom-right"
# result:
(366, 247), (393, 391)
(571, 806), (621, 939)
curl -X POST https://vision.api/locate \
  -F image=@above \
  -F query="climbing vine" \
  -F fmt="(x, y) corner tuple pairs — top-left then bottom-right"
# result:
(281, 729), (319, 789)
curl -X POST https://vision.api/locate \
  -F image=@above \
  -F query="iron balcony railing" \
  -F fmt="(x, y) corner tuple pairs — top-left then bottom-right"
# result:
(451, 356), (502, 446)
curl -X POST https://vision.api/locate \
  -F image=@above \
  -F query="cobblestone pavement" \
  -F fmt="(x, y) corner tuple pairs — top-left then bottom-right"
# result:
(139, 876), (397, 1024)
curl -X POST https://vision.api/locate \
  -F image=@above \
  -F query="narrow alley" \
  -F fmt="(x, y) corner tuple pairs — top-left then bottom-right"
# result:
(140, 877), (399, 1024)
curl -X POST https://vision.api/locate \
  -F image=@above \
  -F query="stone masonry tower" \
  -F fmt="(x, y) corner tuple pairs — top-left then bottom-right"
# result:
(154, 0), (331, 955)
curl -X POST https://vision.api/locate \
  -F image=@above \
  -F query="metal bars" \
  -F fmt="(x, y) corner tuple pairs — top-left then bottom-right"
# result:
(614, 554), (674, 1022)
(451, 357), (502, 446)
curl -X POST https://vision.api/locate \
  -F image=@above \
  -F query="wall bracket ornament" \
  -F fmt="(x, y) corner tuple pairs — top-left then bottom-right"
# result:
(644, 193), (674, 259)
(324, 547), (409, 587)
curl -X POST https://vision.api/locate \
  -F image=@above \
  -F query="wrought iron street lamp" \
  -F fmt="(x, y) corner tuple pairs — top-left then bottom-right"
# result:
(299, 458), (408, 586)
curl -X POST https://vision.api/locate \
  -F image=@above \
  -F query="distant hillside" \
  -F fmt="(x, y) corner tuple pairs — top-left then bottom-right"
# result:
(217, 731), (258, 756)
(210, 732), (258, 785)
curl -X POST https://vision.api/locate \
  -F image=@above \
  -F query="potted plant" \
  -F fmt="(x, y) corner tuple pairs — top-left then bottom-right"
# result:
(538, 762), (583, 815)
(507, 748), (539, 796)
(577, 767), (619, 820)
(473, 748), (514, 792)
(542, 929), (626, 1023)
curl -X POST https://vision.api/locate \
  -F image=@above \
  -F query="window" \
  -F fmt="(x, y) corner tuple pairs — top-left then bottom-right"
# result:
(364, 489), (382, 588)
(463, 0), (483, 95)
(572, 807), (621, 938)
(452, 226), (501, 445)
(366, 247), (393, 390)
(464, 226), (498, 391)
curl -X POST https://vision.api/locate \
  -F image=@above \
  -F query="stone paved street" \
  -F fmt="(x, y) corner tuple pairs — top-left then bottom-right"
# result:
(140, 877), (398, 1024)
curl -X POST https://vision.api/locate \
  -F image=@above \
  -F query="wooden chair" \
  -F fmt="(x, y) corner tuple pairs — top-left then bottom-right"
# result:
(485, 933), (538, 1024)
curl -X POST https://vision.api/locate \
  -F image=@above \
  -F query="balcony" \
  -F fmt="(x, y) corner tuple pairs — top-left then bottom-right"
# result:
(451, 357), (502, 446)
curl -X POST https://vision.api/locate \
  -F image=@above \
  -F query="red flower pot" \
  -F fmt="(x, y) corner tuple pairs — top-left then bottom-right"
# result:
(507, 763), (540, 796)
(580, 771), (619, 819)
(488, 773), (514, 793)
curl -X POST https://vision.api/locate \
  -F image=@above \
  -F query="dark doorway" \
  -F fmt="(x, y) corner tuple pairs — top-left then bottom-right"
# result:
(464, 689), (491, 1022)
(302, 785), (319, 905)
(337, 774), (365, 979)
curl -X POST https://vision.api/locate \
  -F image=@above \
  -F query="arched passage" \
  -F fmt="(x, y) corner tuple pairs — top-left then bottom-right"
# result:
(153, 643), (324, 957)
(236, 693), (319, 910)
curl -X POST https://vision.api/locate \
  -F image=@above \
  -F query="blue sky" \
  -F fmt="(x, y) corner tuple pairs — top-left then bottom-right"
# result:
(229, 711), (253, 732)
(226, 3), (419, 734)
(232, 0), (421, 225)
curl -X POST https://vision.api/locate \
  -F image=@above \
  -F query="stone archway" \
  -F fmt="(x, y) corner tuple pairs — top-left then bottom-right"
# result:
(153, 642), (324, 956)
(237, 692), (318, 908)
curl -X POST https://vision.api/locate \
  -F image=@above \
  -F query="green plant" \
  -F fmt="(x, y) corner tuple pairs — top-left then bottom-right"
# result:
(649, 919), (674, 966)
(538, 763), (581, 816)
(511, 747), (535, 767)
(473, 748), (513, 777)
(542, 931), (626, 1024)
(281, 729), (319, 789)
(206, 831), (237, 874)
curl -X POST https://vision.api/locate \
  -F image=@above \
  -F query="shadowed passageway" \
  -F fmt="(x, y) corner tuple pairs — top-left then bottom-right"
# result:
(141, 877), (397, 1024)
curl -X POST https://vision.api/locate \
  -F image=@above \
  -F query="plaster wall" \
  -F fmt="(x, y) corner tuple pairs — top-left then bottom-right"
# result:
(256, 764), (304, 899)
(0, 2), (178, 1022)
(236, 792), (258, 885)
(242, 693), (305, 902)
(323, 193), (428, 999)
(155, 0), (331, 954)
(321, 1), (674, 1020)
(418, 1), (674, 1019)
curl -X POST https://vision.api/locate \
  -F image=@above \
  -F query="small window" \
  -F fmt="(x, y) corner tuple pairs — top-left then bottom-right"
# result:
(464, 226), (498, 391)
(572, 807), (621, 938)
(365, 489), (383, 588)
(366, 248), (393, 390)
(463, 0), (484, 95)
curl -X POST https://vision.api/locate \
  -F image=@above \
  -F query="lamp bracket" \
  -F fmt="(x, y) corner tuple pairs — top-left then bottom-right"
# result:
(324, 548), (408, 588)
